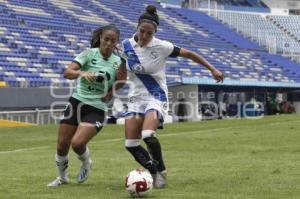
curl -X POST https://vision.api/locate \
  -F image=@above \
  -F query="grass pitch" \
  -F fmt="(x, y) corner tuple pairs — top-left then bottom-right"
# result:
(0, 114), (299, 199)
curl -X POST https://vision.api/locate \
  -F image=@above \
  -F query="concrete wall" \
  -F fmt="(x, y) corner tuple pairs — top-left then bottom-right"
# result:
(270, 8), (289, 16)
(290, 91), (300, 113)
(1, 87), (299, 116)
(169, 85), (201, 121)
(294, 102), (300, 113)
(0, 88), (71, 110)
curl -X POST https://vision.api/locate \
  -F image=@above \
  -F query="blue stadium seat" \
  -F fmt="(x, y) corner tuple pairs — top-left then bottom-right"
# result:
(0, 0), (299, 87)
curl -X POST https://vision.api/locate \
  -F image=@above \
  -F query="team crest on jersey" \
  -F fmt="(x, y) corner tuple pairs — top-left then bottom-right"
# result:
(150, 50), (158, 59)
(132, 64), (145, 73)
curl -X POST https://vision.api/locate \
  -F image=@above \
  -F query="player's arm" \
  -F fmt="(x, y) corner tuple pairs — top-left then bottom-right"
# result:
(64, 62), (96, 82)
(178, 48), (224, 83)
(102, 62), (127, 102)
(115, 61), (127, 90)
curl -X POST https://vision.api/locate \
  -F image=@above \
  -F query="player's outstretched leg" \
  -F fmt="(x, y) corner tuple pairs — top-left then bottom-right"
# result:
(77, 147), (92, 183)
(125, 139), (158, 175)
(142, 130), (167, 188)
(47, 154), (69, 187)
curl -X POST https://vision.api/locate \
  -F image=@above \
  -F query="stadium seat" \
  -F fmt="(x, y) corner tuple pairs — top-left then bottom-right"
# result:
(0, 0), (299, 87)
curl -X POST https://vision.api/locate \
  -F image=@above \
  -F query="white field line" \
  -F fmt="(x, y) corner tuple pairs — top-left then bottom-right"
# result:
(0, 146), (49, 154)
(0, 119), (299, 154)
(0, 127), (232, 154)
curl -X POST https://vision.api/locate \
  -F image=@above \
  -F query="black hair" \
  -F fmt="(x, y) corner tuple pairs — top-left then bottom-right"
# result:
(138, 5), (159, 27)
(90, 24), (120, 48)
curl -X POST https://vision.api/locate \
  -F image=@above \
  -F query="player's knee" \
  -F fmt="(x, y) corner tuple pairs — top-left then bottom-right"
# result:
(125, 139), (140, 151)
(57, 145), (67, 155)
(142, 130), (160, 147)
(142, 130), (155, 140)
(57, 139), (70, 155)
(71, 140), (85, 153)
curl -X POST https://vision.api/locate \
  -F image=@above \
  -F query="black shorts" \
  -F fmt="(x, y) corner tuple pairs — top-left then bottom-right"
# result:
(60, 97), (106, 132)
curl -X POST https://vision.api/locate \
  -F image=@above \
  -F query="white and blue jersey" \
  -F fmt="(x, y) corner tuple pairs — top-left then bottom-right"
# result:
(122, 36), (180, 120)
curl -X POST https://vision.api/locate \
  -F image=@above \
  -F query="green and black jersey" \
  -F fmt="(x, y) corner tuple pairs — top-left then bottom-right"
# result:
(72, 48), (122, 111)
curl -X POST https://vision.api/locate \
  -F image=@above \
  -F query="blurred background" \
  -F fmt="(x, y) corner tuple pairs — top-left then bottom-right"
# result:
(0, 0), (299, 126)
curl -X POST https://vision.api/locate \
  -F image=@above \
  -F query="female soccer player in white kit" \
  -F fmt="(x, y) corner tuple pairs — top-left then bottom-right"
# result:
(122, 5), (224, 188)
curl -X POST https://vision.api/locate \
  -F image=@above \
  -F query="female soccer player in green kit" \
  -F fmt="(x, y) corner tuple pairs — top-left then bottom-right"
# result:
(48, 24), (126, 186)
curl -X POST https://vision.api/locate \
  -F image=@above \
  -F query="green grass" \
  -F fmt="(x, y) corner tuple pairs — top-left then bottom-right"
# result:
(0, 114), (300, 199)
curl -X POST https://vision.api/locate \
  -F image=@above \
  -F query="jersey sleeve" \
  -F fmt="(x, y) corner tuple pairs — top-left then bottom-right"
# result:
(161, 40), (180, 58)
(73, 49), (91, 68)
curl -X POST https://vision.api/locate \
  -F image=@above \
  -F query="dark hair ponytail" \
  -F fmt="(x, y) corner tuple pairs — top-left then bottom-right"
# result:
(90, 24), (120, 48)
(138, 5), (159, 26)
(146, 5), (157, 16)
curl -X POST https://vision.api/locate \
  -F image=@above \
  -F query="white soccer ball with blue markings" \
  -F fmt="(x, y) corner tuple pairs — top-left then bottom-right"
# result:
(125, 169), (153, 197)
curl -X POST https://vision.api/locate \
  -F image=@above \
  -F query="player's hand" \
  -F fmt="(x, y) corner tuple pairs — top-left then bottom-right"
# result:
(101, 91), (113, 103)
(211, 69), (224, 83)
(80, 71), (97, 83)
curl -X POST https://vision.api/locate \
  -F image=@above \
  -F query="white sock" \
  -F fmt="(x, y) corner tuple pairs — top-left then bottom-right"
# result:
(55, 154), (68, 180)
(77, 147), (91, 168)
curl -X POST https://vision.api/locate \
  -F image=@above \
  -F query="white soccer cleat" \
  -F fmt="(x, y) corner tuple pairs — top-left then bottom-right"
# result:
(47, 177), (69, 187)
(77, 159), (92, 183)
(153, 170), (167, 188)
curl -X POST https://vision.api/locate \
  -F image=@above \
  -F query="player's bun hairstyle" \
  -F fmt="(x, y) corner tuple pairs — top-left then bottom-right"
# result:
(138, 5), (159, 27)
(90, 24), (120, 48)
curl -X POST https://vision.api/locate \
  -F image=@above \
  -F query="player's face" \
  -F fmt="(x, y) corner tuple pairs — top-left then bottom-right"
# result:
(137, 22), (156, 47)
(100, 30), (119, 56)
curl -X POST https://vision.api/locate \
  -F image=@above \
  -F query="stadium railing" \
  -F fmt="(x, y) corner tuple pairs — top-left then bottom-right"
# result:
(0, 109), (64, 125)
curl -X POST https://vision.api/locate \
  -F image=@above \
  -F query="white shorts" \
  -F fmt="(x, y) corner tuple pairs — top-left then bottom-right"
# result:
(126, 96), (168, 123)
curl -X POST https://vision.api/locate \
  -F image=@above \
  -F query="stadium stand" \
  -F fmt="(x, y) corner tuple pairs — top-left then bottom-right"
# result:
(165, 6), (300, 86)
(216, 0), (268, 8)
(0, 0), (300, 89)
(213, 11), (300, 55)
(174, 0), (271, 13)
(164, 0), (268, 8)
(267, 15), (300, 42)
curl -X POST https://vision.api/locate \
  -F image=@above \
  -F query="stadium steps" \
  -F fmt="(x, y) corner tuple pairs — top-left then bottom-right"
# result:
(0, 0), (299, 87)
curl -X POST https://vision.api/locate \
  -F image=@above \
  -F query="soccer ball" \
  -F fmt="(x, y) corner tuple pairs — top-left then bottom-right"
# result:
(125, 169), (153, 197)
